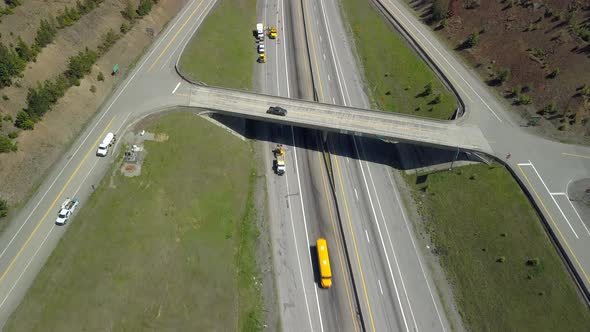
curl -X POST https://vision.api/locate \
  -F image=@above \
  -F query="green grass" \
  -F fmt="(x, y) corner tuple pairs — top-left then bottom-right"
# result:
(405, 164), (590, 331)
(340, 0), (456, 119)
(5, 113), (263, 332)
(178, 0), (256, 90)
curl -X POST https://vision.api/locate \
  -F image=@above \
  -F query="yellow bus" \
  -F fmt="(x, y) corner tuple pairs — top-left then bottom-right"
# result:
(316, 238), (332, 288)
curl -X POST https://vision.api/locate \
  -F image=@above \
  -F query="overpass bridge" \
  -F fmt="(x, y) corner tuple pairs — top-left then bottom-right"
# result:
(186, 85), (493, 154)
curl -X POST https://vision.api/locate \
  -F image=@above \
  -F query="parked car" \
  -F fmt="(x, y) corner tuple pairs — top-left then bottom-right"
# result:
(258, 44), (265, 54)
(267, 106), (287, 116)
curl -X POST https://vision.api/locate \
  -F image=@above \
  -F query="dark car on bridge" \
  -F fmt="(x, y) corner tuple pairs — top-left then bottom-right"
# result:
(267, 106), (287, 116)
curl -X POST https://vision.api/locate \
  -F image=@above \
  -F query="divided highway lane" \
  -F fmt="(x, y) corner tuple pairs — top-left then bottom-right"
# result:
(259, 0), (362, 330)
(0, 0), (219, 325)
(302, 0), (452, 329)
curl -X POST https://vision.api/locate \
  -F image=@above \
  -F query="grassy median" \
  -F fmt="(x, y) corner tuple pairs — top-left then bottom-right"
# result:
(5, 113), (263, 331)
(405, 164), (590, 331)
(340, 0), (456, 119)
(178, 0), (256, 90)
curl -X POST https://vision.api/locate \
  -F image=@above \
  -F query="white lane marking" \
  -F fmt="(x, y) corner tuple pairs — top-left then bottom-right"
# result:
(365, 229), (370, 243)
(328, 74), (331, 81)
(160, 0), (218, 71)
(354, 138), (415, 332)
(316, 0), (416, 328)
(172, 82), (181, 94)
(517, 162), (532, 166)
(382, 0), (502, 122)
(527, 162), (579, 238)
(0, 226), (55, 309)
(552, 194), (590, 236)
(565, 197), (590, 236)
(346, 157), (349, 163)
(283, 145), (316, 332)
(354, 188), (359, 200)
(323, 53), (326, 60)
(386, 170), (447, 332)
(319, 35), (322, 42)
(290, 128), (325, 332)
(280, 0), (290, 97)
(378, 279), (384, 295)
(73, 159), (99, 196)
(332, 97), (336, 104)
(282, 6), (319, 328)
(0, 0), (188, 261)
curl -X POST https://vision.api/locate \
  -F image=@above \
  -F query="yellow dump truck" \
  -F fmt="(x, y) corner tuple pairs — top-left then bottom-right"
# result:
(269, 26), (277, 39)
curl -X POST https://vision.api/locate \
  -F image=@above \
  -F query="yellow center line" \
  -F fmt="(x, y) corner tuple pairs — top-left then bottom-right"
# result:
(332, 142), (377, 332)
(562, 152), (590, 160)
(147, 0), (206, 72)
(517, 165), (590, 285)
(303, 0), (325, 101)
(0, 117), (116, 283)
(316, 145), (359, 332)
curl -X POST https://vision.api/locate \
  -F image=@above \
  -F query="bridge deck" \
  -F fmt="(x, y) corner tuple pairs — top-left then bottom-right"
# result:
(188, 86), (493, 154)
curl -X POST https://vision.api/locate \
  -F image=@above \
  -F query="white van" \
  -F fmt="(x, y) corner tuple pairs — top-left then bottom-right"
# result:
(96, 132), (115, 157)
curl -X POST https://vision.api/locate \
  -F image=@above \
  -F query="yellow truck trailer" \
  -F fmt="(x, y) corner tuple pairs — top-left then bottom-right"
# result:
(316, 238), (332, 288)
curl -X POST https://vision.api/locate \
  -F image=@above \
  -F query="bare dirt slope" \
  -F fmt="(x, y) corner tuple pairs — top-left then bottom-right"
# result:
(0, 0), (185, 207)
(413, 0), (590, 141)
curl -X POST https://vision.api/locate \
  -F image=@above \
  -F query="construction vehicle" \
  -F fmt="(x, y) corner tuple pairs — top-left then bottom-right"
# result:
(269, 26), (277, 39)
(258, 53), (266, 63)
(272, 144), (285, 175)
(55, 197), (79, 225)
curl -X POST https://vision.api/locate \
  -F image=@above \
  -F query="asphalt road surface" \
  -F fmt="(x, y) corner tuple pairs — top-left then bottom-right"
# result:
(1, 0), (589, 330)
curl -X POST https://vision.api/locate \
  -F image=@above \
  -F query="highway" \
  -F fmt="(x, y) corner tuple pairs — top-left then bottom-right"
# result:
(0, 0), (588, 330)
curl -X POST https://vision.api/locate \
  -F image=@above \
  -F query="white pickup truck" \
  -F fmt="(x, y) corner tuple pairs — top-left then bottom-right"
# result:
(55, 197), (79, 225)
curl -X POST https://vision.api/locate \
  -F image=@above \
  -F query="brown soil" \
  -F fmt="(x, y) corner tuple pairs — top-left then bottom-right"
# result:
(0, 0), (186, 208)
(413, 0), (590, 141)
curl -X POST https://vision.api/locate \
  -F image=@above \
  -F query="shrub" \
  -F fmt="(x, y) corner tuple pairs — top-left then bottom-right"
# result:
(526, 258), (540, 266)
(440, 19), (448, 29)
(582, 84), (590, 97)
(14, 110), (34, 129)
(497, 256), (506, 263)
(65, 48), (97, 84)
(3, 114), (12, 121)
(7, 131), (18, 139)
(518, 94), (532, 105)
(0, 42), (26, 88)
(0, 199), (7, 218)
(496, 68), (510, 85)
(98, 29), (120, 55)
(15, 37), (34, 62)
(121, 0), (136, 20)
(5, 0), (21, 8)
(2, 94), (8, 101)
(0, 134), (17, 153)
(35, 18), (57, 49)
(431, 0), (449, 22)
(432, 94), (442, 104)
(56, 6), (82, 28)
(424, 82), (433, 96)
(548, 68), (560, 78)
(120, 21), (130, 34)
(90, 85), (96, 93)
(464, 32), (480, 48)
(136, 0), (155, 17)
(544, 101), (557, 114)
(97, 72), (104, 81)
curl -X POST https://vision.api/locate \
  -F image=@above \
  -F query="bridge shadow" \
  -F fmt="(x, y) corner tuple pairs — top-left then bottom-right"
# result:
(209, 113), (479, 172)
